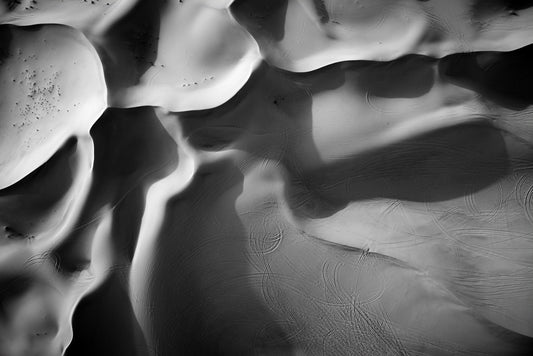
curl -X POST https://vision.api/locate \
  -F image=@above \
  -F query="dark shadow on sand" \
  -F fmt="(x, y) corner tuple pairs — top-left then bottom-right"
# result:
(286, 123), (510, 218)
(147, 158), (294, 355)
(53, 107), (177, 274)
(57, 108), (177, 354)
(439, 44), (533, 110)
(96, 0), (164, 96)
(65, 273), (149, 356)
(231, 0), (289, 42)
(179, 43), (533, 221)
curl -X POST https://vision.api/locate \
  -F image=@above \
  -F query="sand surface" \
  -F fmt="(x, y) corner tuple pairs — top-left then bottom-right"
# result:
(1, 0), (533, 355)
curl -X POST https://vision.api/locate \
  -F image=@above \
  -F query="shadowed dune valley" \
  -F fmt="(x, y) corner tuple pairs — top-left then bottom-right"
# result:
(1, 0), (533, 355)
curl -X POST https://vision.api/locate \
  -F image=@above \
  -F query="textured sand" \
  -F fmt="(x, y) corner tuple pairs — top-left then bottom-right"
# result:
(1, 0), (533, 355)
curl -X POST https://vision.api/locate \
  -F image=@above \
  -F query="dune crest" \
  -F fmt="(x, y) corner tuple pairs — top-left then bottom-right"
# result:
(231, 0), (533, 71)
(1, 0), (533, 355)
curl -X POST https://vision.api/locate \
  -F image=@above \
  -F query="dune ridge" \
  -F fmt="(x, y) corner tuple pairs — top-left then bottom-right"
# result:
(1, 0), (533, 355)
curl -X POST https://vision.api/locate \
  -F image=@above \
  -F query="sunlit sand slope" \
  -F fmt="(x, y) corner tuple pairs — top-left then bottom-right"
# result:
(231, 0), (533, 71)
(0, 24), (106, 189)
(92, 0), (260, 111)
(0, 0), (533, 355)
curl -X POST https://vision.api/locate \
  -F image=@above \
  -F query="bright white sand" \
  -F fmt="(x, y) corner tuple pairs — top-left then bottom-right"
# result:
(1, 0), (533, 355)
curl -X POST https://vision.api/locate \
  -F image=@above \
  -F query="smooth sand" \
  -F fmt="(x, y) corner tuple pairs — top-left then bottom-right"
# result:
(1, 0), (533, 355)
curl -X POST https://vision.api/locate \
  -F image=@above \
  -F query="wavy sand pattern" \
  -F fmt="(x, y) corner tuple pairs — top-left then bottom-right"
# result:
(1, 0), (533, 355)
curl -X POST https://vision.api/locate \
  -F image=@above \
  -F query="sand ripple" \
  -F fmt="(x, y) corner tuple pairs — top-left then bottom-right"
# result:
(1, 1), (533, 355)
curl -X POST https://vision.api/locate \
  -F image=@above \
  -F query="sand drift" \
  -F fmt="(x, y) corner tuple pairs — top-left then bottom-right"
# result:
(1, 0), (533, 355)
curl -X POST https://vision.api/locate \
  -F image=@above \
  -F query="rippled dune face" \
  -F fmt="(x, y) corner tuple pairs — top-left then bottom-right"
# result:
(1, 0), (533, 355)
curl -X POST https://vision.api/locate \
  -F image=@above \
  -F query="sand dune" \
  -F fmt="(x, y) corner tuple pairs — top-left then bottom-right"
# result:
(0, 0), (136, 34)
(0, 24), (106, 189)
(1, 0), (533, 355)
(92, 0), (260, 111)
(231, 0), (533, 71)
